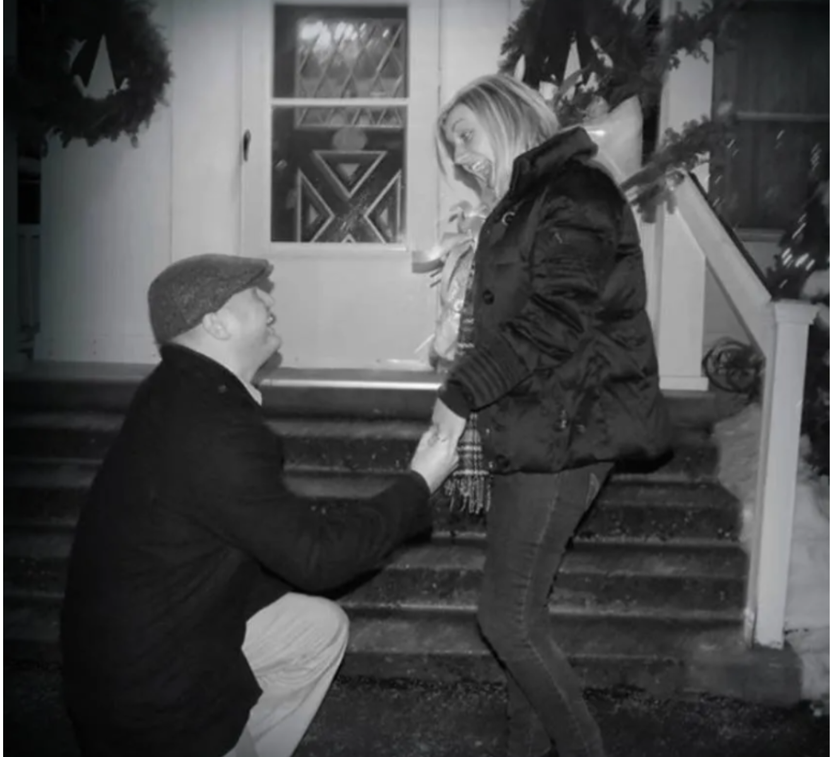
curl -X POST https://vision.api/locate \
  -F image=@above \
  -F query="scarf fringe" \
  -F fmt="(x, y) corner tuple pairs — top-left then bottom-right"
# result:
(443, 413), (492, 514)
(442, 474), (491, 514)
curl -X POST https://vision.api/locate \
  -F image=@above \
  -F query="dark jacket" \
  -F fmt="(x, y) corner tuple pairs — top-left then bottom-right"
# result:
(60, 345), (431, 757)
(441, 127), (671, 474)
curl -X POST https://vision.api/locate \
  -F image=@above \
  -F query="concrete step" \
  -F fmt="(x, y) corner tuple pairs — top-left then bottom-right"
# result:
(3, 596), (798, 705)
(340, 611), (799, 704)
(4, 531), (746, 615)
(4, 369), (724, 427)
(5, 411), (719, 481)
(337, 538), (746, 615)
(4, 371), (787, 704)
(4, 459), (742, 543)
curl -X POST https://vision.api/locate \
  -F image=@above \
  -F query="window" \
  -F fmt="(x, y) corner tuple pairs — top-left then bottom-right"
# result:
(710, 0), (829, 231)
(269, 6), (410, 244)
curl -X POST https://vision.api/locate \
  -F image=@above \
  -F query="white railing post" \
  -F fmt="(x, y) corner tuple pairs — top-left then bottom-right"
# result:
(747, 300), (818, 648)
(652, 0), (714, 392)
(654, 205), (709, 391)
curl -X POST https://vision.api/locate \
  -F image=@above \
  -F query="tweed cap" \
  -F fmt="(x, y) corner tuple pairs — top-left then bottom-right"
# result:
(148, 254), (274, 344)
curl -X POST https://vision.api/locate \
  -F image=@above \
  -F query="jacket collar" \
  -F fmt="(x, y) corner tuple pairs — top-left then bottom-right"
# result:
(508, 126), (597, 199)
(159, 344), (262, 408)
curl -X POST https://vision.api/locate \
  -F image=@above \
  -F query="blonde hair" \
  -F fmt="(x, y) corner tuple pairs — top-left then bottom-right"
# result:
(436, 74), (560, 201)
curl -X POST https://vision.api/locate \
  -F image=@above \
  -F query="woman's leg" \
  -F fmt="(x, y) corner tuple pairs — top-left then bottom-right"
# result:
(478, 464), (611, 757)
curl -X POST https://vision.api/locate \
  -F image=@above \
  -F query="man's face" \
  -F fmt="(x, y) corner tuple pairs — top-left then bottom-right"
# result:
(220, 286), (282, 368)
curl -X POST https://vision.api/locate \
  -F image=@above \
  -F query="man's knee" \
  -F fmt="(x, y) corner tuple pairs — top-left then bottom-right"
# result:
(292, 595), (349, 660)
(314, 597), (349, 653)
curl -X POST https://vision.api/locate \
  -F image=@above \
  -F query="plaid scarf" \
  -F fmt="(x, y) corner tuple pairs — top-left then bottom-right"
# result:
(441, 255), (492, 514)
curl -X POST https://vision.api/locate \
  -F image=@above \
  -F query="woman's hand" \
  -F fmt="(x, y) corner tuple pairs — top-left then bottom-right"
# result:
(431, 398), (467, 444)
(409, 428), (459, 493)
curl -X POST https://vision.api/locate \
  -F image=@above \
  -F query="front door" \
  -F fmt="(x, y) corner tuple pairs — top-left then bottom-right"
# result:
(241, 0), (441, 369)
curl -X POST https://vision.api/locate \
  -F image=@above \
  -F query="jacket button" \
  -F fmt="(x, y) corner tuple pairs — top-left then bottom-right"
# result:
(482, 290), (495, 305)
(218, 384), (228, 394)
(501, 211), (516, 226)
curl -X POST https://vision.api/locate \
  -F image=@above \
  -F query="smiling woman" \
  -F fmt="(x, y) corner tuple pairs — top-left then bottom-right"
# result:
(441, 105), (496, 201)
(436, 75), (559, 205)
(429, 73), (670, 757)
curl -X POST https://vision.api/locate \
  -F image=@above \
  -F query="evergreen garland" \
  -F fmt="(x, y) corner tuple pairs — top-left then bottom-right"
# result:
(8, 0), (173, 154)
(621, 114), (736, 219)
(499, 0), (744, 217)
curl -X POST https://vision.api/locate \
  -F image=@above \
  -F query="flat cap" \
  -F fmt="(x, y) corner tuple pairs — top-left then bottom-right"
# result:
(148, 254), (273, 344)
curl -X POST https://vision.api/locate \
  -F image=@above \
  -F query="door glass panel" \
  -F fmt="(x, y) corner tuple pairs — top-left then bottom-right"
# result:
(271, 5), (408, 244)
(273, 6), (407, 99)
(271, 106), (406, 243)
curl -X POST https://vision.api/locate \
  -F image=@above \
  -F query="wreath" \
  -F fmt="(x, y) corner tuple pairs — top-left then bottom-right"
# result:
(9, 0), (173, 153)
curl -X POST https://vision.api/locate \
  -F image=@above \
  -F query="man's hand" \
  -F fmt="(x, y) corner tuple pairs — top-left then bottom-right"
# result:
(431, 398), (467, 444)
(409, 428), (460, 493)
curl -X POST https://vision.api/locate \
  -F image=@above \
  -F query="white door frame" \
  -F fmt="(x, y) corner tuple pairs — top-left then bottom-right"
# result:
(239, 0), (442, 369)
(240, 0), (441, 258)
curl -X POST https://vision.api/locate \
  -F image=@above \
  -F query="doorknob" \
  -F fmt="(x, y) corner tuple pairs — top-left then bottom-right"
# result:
(242, 130), (252, 162)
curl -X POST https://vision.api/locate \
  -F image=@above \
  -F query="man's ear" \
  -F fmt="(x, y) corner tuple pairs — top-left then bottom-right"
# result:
(200, 311), (231, 340)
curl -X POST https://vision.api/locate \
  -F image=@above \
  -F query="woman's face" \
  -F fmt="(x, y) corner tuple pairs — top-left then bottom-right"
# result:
(442, 104), (496, 195)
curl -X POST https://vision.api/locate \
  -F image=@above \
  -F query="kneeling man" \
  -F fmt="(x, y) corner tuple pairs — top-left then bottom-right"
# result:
(60, 254), (458, 757)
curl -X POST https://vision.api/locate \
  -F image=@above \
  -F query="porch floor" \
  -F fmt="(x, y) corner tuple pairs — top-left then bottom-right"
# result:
(6, 664), (827, 757)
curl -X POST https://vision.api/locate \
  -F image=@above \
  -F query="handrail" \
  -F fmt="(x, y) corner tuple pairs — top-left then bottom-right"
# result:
(673, 171), (817, 650)
(674, 176), (774, 353)
(686, 173), (775, 297)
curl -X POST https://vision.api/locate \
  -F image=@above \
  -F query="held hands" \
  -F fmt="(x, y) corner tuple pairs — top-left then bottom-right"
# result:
(409, 398), (469, 494)
(409, 427), (460, 494)
(431, 398), (467, 445)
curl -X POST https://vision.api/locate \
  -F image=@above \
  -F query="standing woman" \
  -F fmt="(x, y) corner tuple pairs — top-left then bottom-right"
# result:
(431, 74), (671, 757)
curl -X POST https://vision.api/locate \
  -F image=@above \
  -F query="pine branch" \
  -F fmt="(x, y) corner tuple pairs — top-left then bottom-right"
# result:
(500, 0), (741, 116)
(498, 0), (547, 75)
(621, 114), (737, 218)
(660, 0), (745, 63)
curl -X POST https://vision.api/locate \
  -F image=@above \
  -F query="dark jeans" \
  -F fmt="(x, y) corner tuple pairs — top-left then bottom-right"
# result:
(478, 463), (612, 757)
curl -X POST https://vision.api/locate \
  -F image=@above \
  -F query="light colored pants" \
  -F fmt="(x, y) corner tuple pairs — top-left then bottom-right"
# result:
(223, 592), (350, 757)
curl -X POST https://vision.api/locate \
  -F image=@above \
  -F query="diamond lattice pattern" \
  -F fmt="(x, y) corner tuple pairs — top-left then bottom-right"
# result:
(296, 18), (406, 100)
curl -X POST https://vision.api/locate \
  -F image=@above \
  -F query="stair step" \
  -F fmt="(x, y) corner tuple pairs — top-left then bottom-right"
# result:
(1, 596), (740, 667)
(3, 532), (746, 615)
(5, 370), (723, 427)
(5, 412), (718, 481)
(3, 597), (797, 703)
(2, 372), (796, 705)
(4, 414), (425, 472)
(338, 539), (745, 615)
(4, 460), (741, 543)
(339, 610), (798, 703)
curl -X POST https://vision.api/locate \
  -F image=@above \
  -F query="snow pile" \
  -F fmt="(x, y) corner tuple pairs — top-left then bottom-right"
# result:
(713, 403), (829, 706)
